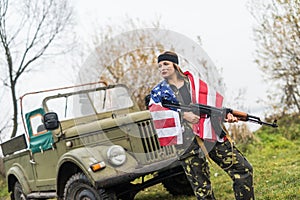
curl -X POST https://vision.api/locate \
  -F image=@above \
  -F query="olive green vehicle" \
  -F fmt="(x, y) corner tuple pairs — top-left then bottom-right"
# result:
(1, 82), (193, 200)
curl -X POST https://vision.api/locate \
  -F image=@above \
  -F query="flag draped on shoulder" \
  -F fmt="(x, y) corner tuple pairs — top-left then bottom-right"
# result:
(148, 80), (183, 146)
(184, 71), (226, 142)
(149, 72), (226, 145)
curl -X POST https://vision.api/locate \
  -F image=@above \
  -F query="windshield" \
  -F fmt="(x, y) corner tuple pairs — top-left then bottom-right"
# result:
(44, 85), (133, 120)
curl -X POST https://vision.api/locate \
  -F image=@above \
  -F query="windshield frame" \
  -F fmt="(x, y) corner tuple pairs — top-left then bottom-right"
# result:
(42, 84), (134, 120)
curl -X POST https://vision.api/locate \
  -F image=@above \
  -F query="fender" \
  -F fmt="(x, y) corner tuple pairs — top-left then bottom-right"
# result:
(56, 145), (138, 186)
(57, 147), (98, 173)
(6, 163), (32, 194)
(55, 147), (101, 197)
(56, 145), (111, 189)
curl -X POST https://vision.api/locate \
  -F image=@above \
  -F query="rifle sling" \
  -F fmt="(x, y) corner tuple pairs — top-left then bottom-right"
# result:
(221, 124), (235, 170)
(194, 125), (234, 170)
(195, 135), (212, 164)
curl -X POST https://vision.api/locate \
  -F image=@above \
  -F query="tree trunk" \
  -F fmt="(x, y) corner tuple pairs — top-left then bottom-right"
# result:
(10, 82), (18, 138)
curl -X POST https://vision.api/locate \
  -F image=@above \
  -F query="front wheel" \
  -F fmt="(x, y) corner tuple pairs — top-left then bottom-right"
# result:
(11, 181), (28, 200)
(64, 172), (115, 200)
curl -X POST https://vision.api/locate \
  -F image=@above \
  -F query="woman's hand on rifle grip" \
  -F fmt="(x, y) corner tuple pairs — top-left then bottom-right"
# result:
(225, 113), (238, 123)
(183, 111), (200, 124)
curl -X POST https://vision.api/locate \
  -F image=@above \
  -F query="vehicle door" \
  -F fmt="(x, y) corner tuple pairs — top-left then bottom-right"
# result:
(25, 108), (59, 188)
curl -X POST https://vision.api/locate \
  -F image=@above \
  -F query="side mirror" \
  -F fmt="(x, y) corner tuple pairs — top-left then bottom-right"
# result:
(43, 112), (60, 130)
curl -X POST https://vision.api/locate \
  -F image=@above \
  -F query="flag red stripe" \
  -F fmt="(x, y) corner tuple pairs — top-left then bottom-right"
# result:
(149, 104), (170, 111)
(185, 71), (196, 103)
(153, 118), (176, 129)
(199, 79), (208, 104)
(216, 92), (223, 108)
(158, 136), (178, 146)
(198, 79), (208, 138)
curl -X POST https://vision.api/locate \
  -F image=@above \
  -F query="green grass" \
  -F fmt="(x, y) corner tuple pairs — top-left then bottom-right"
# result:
(135, 131), (300, 200)
(0, 176), (9, 200)
(1, 129), (299, 200)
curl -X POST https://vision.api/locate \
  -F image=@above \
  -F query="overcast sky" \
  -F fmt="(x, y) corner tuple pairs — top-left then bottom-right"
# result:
(73, 0), (267, 114)
(0, 0), (273, 141)
(0, 0), (270, 138)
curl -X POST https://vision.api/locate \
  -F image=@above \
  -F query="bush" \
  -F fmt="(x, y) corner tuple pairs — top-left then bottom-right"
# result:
(264, 113), (300, 140)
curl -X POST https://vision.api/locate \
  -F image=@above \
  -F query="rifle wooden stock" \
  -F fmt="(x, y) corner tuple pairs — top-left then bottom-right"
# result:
(230, 110), (248, 121)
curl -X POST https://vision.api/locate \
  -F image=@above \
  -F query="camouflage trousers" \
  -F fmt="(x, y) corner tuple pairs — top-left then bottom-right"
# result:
(178, 139), (255, 200)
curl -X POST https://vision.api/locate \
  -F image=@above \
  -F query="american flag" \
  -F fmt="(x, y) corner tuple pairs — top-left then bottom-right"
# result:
(149, 80), (183, 146)
(149, 72), (226, 145)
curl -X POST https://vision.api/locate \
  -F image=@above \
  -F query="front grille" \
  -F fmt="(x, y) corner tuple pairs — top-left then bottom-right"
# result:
(137, 120), (176, 163)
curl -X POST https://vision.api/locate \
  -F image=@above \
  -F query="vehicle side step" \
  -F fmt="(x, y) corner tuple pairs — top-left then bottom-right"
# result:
(27, 192), (57, 199)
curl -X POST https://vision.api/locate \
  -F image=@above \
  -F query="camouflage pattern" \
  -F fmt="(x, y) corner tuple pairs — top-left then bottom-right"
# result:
(181, 154), (215, 199)
(177, 124), (254, 200)
(209, 140), (254, 200)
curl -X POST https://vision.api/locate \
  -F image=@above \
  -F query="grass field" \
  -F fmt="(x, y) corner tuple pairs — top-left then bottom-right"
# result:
(134, 132), (300, 200)
(0, 128), (299, 200)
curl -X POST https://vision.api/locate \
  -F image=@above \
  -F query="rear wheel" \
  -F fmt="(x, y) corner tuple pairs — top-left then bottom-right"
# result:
(64, 172), (115, 200)
(11, 181), (28, 200)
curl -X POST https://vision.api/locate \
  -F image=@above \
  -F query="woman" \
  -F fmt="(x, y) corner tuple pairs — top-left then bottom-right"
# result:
(149, 51), (255, 200)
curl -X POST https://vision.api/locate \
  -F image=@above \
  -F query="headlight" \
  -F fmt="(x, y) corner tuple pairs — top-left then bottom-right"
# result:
(107, 145), (126, 166)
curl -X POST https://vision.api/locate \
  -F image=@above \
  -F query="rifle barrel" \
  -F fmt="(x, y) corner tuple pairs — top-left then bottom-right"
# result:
(247, 118), (278, 128)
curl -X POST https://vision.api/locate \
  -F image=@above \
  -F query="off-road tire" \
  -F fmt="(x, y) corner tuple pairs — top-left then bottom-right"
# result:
(11, 181), (28, 200)
(162, 173), (194, 196)
(63, 172), (114, 200)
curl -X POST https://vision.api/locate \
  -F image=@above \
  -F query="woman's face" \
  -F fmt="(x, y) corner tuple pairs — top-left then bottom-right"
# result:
(158, 60), (176, 79)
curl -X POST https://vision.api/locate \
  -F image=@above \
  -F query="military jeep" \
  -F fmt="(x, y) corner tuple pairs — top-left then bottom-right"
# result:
(1, 81), (193, 200)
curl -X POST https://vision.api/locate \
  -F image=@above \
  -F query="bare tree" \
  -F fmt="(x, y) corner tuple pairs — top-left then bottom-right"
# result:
(78, 18), (227, 111)
(0, 0), (74, 138)
(78, 18), (165, 110)
(248, 0), (300, 114)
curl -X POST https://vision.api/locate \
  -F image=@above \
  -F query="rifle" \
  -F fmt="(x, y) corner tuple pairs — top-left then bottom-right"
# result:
(161, 100), (278, 138)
